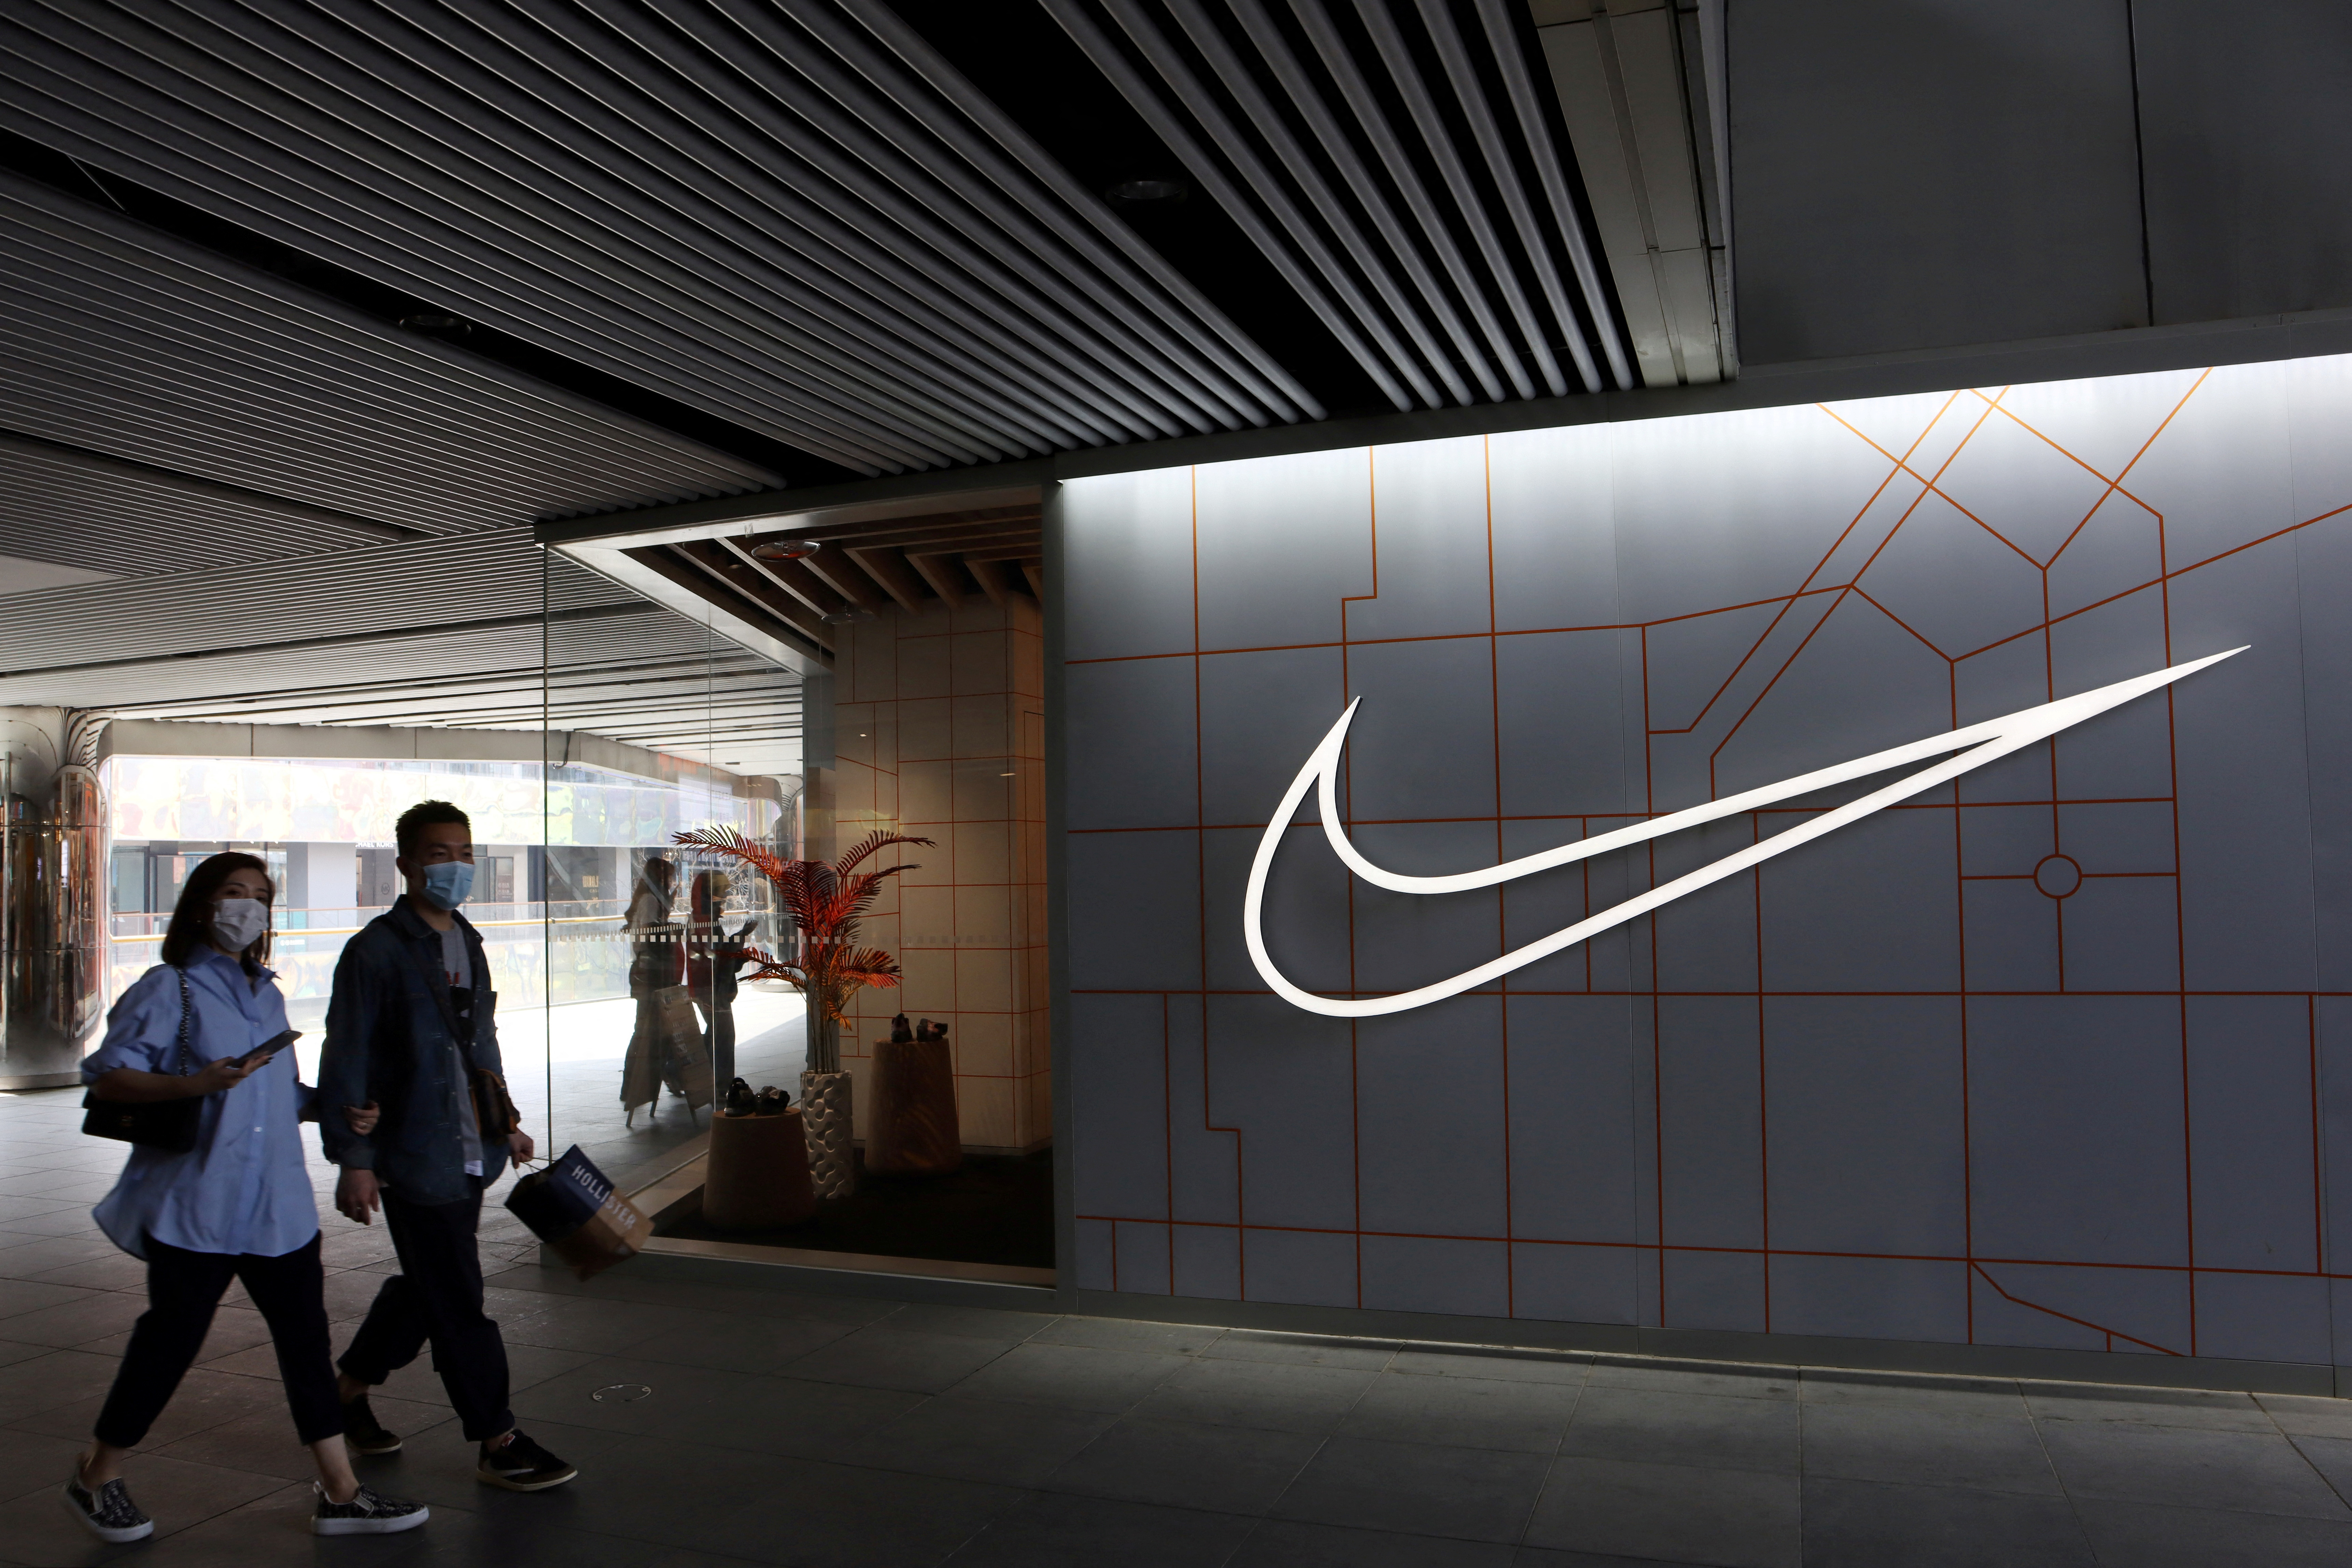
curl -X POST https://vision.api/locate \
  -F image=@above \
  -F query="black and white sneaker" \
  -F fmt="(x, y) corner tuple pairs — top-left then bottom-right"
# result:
(477, 1429), (577, 1492)
(341, 1394), (403, 1455)
(62, 1471), (152, 1543)
(311, 1482), (429, 1536)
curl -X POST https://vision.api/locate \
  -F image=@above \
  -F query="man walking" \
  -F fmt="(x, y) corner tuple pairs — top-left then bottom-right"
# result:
(318, 800), (576, 1492)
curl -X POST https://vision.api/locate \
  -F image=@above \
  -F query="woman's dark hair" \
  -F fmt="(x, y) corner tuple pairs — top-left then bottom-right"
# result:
(160, 851), (274, 968)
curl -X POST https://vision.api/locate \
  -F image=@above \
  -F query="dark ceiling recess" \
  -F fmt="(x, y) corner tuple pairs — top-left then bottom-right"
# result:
(0, 0), (1634, 489)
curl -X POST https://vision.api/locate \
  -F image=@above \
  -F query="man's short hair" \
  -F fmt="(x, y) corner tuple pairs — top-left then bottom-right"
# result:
(395, 799), (471, 857)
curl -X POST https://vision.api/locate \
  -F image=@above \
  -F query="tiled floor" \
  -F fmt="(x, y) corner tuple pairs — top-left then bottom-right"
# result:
(3, 1087), (2350, 1567)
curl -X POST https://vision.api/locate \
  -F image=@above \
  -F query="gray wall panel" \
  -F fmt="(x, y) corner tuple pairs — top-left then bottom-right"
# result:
(1063, 355), (2352, 1369)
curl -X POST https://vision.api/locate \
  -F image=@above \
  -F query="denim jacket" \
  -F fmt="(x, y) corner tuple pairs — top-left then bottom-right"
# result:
(316, 898), (507, 1205)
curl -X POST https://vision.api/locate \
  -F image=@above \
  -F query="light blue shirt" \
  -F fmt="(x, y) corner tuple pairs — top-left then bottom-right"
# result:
(83, 952), (318, 1260)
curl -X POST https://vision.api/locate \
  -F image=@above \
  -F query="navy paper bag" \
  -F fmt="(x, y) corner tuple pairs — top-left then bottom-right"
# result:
(505, 1145), (651, 1277)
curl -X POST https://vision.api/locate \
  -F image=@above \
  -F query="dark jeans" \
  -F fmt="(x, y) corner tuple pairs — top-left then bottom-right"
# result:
(96, 1233), (341, 1449)
(339, 1181), (513, 1442)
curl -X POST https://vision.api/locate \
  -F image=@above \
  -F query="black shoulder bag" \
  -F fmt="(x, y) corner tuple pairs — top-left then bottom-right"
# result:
(81, 967), (203, 1153)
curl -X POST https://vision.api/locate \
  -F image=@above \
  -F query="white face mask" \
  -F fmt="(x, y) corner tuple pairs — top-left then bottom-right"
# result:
(211, 897), (268, 952)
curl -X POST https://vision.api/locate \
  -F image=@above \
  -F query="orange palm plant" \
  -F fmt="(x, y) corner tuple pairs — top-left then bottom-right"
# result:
(670, 825), (933, 1073)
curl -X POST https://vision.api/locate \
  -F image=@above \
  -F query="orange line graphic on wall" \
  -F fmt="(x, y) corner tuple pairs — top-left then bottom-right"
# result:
(1245, 648), (2245, 1018)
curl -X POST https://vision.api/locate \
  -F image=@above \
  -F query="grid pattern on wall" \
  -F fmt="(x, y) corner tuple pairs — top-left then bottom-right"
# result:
(1061, 355), (2352, 1367)
(833, 598), (1050, 1153)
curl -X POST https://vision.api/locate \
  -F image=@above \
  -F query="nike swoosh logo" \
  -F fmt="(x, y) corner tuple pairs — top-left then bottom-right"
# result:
(1245, 647), (2244, 1017)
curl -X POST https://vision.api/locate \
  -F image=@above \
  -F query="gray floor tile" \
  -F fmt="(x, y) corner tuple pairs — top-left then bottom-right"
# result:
(1523, 1455), (1800, 1568)
(1513, 1551), (1709, 1567)
(0, 1423), (86, 1504)
(0, 1451), (286, 1565)
(0, 1276), (99, 1320)
(605, 1309), (855, 1375)
(1032, 1315), (1228, 1356)
(877, 1301), (1055, 1342)
(693, 1455), (1029, 1567)
(945, 1491), (1257, 1567)
(685, 1373), (932, 1458)
(2036, 1418), (2350, 1518)
(1043, 1415), (1325, 1514)
(1235, 1517), (1518, 1567)
(1586, 1358), (1799, 1401)
(1271, 1433), (1553, 1543)
(1390, 1346), (1593, 1386)
(490, 1292), (717, 1357)
(1799, 1367), (2028, 1416)
(2292, 1432), (2352, 1497)
(840, 1393), (1119, 1486)
(1339, 1369), (1582, 1453)
(947, 1339), (1193, 1414)
(24, 1252), (150, 1291)
(0, 1289), (153, 1347)
(2259, 1393), (2352, 1439)
(0, 1233), (123, 1279)
(1204, 1329), (1399, 1370)
(781, 1324), (1016, 1394)
(0, 1345), (122, 1423)
(0, 1207), (108, 1238)
(147, 1403), (335, 1481)
(1131, 1355), (1380, 1434)
(2072, 1496), (2352, 1566)
(15, 1364), (291, 1447)
(1558, 1386), (1801, 1474)
(1801, 1475), (2096, 1566)
(1800, 1400), (2063, 1494)
(508, 1355), (764, 1437)
(0, 1195), (80, 1224)
(2022, 1380), (2273, 1431)
(88, 1304), (277, 1366)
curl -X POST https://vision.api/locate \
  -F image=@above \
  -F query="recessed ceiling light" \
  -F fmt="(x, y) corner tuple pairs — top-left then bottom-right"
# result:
(821, 607), (875, 624)
(398, 312), (469, 337)
(753, 539), (823, 560)
(1108, 177), (1187, 205)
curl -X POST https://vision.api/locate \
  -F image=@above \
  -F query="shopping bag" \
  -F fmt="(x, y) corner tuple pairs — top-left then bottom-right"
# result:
(654, 984), (714, 1110)
(504, 1145), (652, 1280)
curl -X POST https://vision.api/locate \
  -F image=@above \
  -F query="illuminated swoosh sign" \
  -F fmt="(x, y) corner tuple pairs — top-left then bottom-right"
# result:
(1246, 648), (2243, 1018)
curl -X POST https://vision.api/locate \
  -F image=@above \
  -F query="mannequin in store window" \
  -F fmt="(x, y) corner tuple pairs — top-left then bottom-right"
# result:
(685, 871), (757, 1091)
(620, 856), (686, 1123)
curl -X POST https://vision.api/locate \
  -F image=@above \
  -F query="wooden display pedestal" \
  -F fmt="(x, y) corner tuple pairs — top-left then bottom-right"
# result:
(702, 1107), (817, 1229)
(866, 1036), (962, 1176)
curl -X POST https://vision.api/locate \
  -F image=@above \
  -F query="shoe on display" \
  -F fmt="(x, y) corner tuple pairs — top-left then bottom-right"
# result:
(756, 1085), (790, 1115)
(311, 1482), (429, 1536)
(722, 1077), (757, 1116)
(478, 1429), (578, 1492)
(62, 1471), (152, 1543)
(891, 1013), (912, 1043)
(916, 1018), (948, 1045)
(341, 1393), (403, 1455)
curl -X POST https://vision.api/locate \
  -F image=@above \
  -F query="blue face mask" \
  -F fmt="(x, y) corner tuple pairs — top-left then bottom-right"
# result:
(420, 861), (475, 911)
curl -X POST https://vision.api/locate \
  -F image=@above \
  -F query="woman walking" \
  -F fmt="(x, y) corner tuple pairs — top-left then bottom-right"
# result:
(67, 852), (427, 1541)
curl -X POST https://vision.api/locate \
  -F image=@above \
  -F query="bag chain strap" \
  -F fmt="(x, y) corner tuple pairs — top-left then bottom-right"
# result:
(173, 965), (197, 1077)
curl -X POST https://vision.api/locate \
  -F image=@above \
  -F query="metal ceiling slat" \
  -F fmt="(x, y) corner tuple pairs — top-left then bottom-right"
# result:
(818, 0), (1317, 422)
(0, 52), (898, 473)
(17, 1), (946, 471)
(1036, 0), (1414, 412)
(702, 0), (1247, 435)
(548, 0), (1191, 443)
(0, 190), (768, 493)
(406, 0), (1127, 451)
(314, 0), (1070, 458)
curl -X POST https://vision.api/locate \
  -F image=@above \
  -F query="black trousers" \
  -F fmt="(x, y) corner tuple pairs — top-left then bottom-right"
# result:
(338, 1180), (513, 1442)
(95, 1232), (342, 1449)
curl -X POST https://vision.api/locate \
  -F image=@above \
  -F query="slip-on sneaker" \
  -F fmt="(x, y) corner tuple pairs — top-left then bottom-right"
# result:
(62, 1473), (152, 1543)
(341, 1393), (403, 1456)
(312, 1482), (429, 1536)
(478, 1429), (578, 1492)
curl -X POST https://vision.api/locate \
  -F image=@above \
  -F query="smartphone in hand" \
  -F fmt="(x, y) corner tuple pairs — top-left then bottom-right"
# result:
(239, 1029), (302, 1069)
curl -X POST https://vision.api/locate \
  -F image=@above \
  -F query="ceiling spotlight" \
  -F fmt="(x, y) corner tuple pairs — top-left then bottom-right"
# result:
(1107, 177), (1187, 206)
(753, 539), (822, 561)
(821, 607), (875, 624)
(398, 312), (470, 337)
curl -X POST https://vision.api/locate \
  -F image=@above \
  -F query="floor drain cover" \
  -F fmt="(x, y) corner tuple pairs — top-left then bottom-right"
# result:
(591, 1383), (652, 1403)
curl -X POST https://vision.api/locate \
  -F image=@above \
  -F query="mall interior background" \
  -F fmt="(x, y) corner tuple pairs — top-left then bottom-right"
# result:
(0, 0), (2348, 1381)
